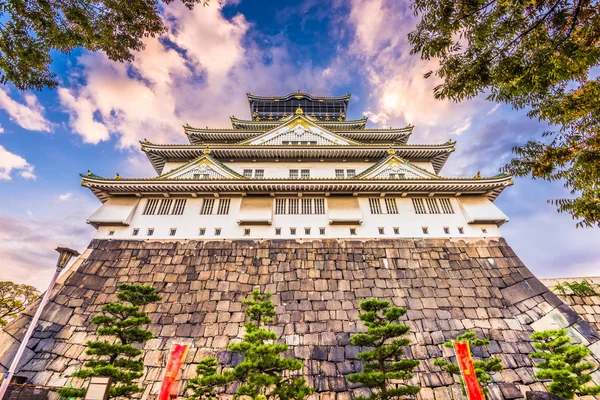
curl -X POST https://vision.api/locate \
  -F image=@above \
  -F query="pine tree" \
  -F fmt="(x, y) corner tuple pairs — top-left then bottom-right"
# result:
(58, 284), (161, 399)
(530, 329), (600, 399)
(434, 332), (503, 398)
(347, 299), (420, 400)
(187, 290), (313, 400)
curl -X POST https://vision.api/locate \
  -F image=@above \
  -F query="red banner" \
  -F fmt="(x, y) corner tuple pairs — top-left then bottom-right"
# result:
(454, 341), (485, 400)
(158, 344), (189, 400)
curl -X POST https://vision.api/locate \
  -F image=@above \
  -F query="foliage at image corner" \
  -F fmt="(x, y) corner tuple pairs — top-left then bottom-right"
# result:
(187, 289), (314, 400)
(57, 284), (161, 399)
(553, 279), (600, 297)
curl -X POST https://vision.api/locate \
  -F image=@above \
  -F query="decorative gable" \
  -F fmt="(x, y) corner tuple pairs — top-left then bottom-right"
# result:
(357, 153), (439, 180)
(160, 155), (242, 180)
(240, 116), (358, 146)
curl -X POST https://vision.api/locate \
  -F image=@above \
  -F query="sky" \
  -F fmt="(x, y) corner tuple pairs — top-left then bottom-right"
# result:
(0, 0), (598, 290)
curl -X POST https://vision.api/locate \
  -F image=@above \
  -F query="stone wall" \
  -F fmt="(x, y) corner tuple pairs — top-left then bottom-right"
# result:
(0, 238), (599, 400)
(540, 278), (600, 332)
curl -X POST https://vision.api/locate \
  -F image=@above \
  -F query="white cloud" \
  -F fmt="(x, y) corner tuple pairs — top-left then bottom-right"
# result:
(452, 118), (471, 136)
(0, 145), (36, 181)
(0, 87), (52, 132)
(59, 193), (73, 201)
(487, 103), (501, 115)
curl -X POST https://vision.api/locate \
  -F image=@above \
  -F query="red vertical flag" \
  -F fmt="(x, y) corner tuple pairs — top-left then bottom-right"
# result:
(454, 341), (485, 400)
(158, 344), (190, 400)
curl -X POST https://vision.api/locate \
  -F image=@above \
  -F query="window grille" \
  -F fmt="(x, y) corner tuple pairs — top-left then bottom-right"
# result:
(482, 228), (487, 234)
(369, 198), (382, 214)
(444, 227), (450, 234)
(378, 227), (385, 235)
(439, 198), (454, 214)
(289, 198), (299, 214)
(172, 199), (187, 215)
(346, 169), (356, 178)
(426, 198), (440, 214)
(254, 170), (264, 178)
(193, 173), (201, 179)
(169, 228), (177, 236)
(290, 227), (296, 235)
(200, 198), (215, 215)
(458, 227), (464, 234)
(319, 227), (326, 235)
(217, 199), (231, 215)
(412, 198), (426, 214)
(108, 230), (115, 236)
(132, 229), (139, 236)
(335, 169), (344, 178)
(393, 227), (400, 235)
(314, 198), (325, 214)
(385, 198), (398, 214)
(422, 227), (429, 234)
(275, 199), (286, 215)
(302, 198), (312, 214)
(349, 228), (357, 235)
(147, 228), (154, 236)
(215, 228), (222, 236)
(275, 228), (281, 235)
(301, 169), (310, 178)
(157, 199), (173, 215)
(243, 169), (252, 178)
(143, 199), (159, 215)
(304, 227), (311, 235)
(199, 228), (206, 236)
(244, 228), (251, 236)
(289, 169), (298, 178)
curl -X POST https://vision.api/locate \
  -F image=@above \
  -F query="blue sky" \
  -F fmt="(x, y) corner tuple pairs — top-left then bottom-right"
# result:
(0, 0), (598, 289)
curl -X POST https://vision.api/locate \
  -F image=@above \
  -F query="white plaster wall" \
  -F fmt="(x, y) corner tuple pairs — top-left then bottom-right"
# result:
(93, 195), (503, 240)
(161, 162), (187, 174)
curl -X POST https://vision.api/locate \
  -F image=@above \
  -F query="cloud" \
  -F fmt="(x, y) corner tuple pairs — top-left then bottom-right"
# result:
(487, 104), (501, 115)
(0, 87), (52, 132)
(0, 145), (36, 181)
(59, 193), (73, 201)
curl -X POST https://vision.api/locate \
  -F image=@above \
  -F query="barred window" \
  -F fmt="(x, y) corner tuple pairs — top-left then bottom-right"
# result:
(243, 169), (253, 178)
(412, 198), (426, 214)
(275, 199), (286, 215)
(289, 169), (298, 178)
(132, 228), (139, 236)
(304, 227), (311, 235)
(335, 169), (344, 178)
(385, 198), (398, 214)
(378, 227), (385, 235)
(216, 199), (231, 215)
(314, 198), (325, 214)
(301, 169), (310, 178)
(143, 199), (160, 215)
(393, 227), (400, 235)
(157, 199), (173, 215)
(426, 198), (440, 214)
(422, 227), (429, 234)
(200, 198), (215, 215)
(319, 227), (326, 235)
(346, 169), (356, 178)
(215, 228), (221, 236)
(302, 198), (312, 214)
(147, 228), (154, 236)
(199, 228), (206, 235)
(439, 198), (454, 214)
(169, 228), (177, 236)
(275, 227), (281, 235)
(172, 199), (187, 215)
(254, 170), (264, 178)
(369, 198), (382, 214)
(289, 198), (299, 214)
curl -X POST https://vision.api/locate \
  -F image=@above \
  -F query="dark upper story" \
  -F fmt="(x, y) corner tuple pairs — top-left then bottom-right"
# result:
(247, 91), (351, 121)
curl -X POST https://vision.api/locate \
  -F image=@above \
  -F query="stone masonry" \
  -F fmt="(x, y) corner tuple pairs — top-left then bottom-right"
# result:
(0, 238), (599, 400)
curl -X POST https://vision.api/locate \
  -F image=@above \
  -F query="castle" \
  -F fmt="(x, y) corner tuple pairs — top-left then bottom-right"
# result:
(0, 92), (598, 399)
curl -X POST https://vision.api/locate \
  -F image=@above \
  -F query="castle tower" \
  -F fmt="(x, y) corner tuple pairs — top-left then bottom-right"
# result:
(0, 92), (599, 399)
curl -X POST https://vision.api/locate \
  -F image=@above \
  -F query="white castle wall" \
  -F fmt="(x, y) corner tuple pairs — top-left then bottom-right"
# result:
(91, 195), (504, 240)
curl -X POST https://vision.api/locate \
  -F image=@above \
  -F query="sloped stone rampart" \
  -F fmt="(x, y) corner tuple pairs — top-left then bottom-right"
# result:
(0, 238), (599, 400)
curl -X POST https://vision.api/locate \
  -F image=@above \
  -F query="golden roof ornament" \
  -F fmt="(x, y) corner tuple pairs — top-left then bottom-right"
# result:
(295, 106), (304, 115)
(474, 171), (482, 179)
(115, 173), (122, 180)
(87, 170), (92, 176)
(387, 147), (396, 155)
(203, 147), (211, 155)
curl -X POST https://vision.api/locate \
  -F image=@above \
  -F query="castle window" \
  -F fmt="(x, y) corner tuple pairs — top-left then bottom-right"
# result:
(244, 228), (251, 236)
(132, 228), (139, 236)
(172, 199), (187, 215)
(458, 227), (464, 234)
(393, 227), (400, 235)
(108, 230), (115, 236)
(444, 227), (450, 234)
(425, 198), (440, 214)
(302, 198), (312, 214)
(290, 227), (296, 235)
(378, 227), (385, 235)
(346, 169), (356, 178)
(385, 198), (398, 214)
(254, 169), (264, 178)
(169, 228), (177, 236)
(422, 227), (429, 234)
(217, 199), (231, 215)
(335, 169), (344, 178)
(275, 199), (286, 214)
(301, 169), (310, 178)
(482, 228), (487, 234)
(289, 169), (299, 178)
(304, 227), (311, 235)
(157, 199), (173, 215)
(200, 198), (215, 215)
(439, 198), (454, 214)
(275, 198), (325, 214)
(369, 198), (382, 214)
(193, 173), (200, 179)
(199, 228), (206, 236)
(275, 227), (281, 235)
(147, 228), (154, 236)
(412, 198), (426, 214)
(349, 228), (357, 235)
(243, 169), (253, 178)
(320, 227), (326, 235)
(143, 199), (160, 215)
(314, 198), (325, 214)
(215, 228), (222, 236)
(289, 198), (299, 214)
